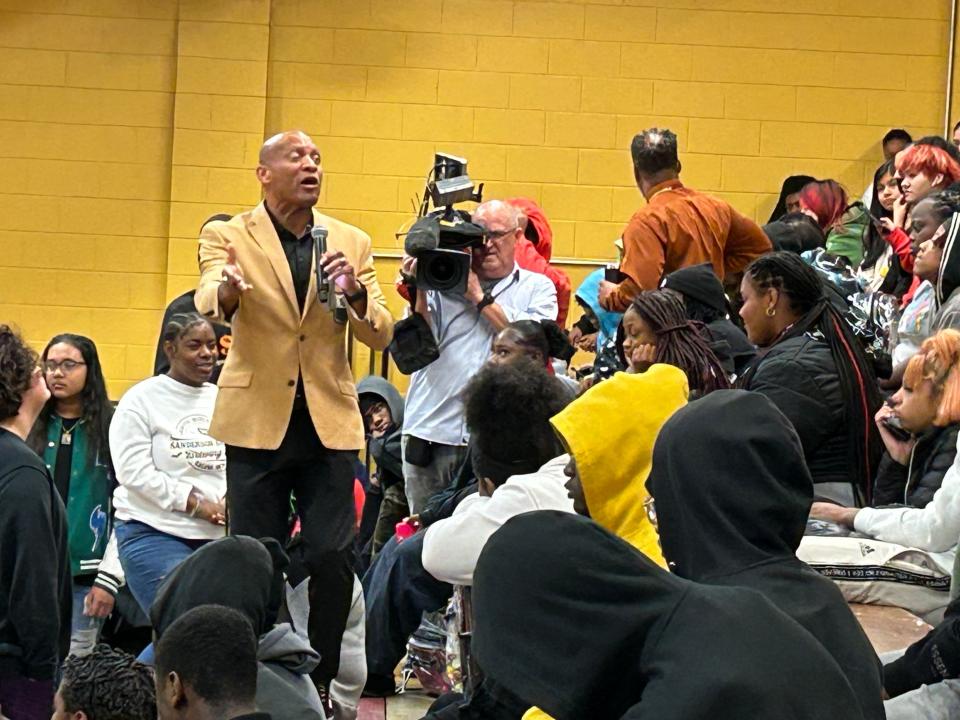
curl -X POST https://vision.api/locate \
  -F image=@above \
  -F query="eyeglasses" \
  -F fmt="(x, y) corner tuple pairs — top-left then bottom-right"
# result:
(482, 226), (518, 243)
(43, 360), (86, 374)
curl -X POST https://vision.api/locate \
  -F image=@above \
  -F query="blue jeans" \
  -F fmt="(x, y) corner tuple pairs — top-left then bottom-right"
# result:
(69, 583), (104, 657)
(115, 519), (208, 618)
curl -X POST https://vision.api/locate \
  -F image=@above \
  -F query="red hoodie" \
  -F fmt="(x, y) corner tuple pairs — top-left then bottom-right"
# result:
(507, 197), (571, 327)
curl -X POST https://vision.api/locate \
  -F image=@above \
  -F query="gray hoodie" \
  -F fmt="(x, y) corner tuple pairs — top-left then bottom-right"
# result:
(257, 624), (325, 720)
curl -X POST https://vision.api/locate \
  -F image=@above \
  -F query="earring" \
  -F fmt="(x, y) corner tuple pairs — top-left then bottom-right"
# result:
(765, 307), (776, 317)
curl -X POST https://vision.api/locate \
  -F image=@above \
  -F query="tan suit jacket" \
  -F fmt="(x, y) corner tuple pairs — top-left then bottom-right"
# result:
(195, 202), (394, 450)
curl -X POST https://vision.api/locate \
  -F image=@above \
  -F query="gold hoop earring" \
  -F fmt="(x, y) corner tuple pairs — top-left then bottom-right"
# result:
(765, 307), (776, 317)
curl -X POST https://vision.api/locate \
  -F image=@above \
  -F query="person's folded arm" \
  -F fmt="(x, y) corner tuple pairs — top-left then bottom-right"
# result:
(422, 483), (545, 586)
(855, 461), (960, 551)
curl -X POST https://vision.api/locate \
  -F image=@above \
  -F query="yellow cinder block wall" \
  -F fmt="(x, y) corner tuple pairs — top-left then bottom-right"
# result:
(0, 0), (952, 396)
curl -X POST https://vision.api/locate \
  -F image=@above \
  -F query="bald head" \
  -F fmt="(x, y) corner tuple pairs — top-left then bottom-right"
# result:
(255, 130), (322, 214)
(259, 131), (313, 165)
(473, 200), (522, 229)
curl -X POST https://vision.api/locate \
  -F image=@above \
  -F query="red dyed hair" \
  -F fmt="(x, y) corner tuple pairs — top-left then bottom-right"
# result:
(896, 145), (960, 187)
(798, 179), (848, 231)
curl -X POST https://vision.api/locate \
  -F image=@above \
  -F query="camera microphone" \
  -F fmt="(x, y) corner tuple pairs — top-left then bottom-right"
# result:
(311, 225), (330, 304)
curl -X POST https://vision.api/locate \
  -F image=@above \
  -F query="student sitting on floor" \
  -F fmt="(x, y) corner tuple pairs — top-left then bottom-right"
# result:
(422, 360), (572, 586)
(552, 363), (689, 565)
(647, 390), (884, 720)
(468, 512), (868, 720)
(53, 644), (156, 720)
(804, 328), (960, 621)
(154, 605), (268, 720)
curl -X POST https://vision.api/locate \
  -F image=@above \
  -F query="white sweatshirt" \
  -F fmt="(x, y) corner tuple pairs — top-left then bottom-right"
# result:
(109, 375), (227, 540)
(854, 434), (960, 574)
(422, 455), (574, 585)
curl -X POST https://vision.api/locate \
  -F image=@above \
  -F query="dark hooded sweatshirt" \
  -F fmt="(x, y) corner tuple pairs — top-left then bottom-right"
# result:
(472, 511), (865, 720)
(646, 390), (885, 720)
(151, 536), (324, 720)
(357, 376), (404, 489)
(933, 212), (960, 333)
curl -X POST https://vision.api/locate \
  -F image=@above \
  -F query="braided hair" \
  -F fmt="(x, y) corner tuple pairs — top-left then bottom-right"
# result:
(624, 290), (729, 397)
(739, 251), (882, 504)
(161, 312), (214, 365)
(60, 643), (157, 720)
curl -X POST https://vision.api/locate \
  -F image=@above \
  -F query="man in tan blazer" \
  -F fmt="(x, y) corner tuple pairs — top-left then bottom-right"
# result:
(195, 130), (393, 691)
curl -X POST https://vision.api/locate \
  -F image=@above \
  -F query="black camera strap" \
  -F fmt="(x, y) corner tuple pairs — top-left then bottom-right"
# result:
(435, 269), (521, 345)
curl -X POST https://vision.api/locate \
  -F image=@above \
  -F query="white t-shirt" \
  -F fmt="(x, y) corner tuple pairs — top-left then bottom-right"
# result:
(110, 374), (226, 540)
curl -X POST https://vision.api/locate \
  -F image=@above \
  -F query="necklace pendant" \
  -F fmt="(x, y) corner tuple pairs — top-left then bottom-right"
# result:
(61, 431), (72, 446)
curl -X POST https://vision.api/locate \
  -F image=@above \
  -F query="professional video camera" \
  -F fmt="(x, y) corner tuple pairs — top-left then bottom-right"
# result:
(403, 153), (485, 295)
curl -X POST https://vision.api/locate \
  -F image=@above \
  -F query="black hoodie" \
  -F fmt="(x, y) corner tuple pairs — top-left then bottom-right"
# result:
(934, 213), (960, 332)
(647, 390), (884, 720)
(472, 511), (866, 720)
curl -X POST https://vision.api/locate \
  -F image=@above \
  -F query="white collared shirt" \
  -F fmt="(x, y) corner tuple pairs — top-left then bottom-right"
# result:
(403, 264), (558, 446)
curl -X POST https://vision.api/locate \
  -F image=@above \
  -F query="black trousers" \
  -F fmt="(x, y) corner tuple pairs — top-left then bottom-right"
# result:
(226, 406), (357, 685)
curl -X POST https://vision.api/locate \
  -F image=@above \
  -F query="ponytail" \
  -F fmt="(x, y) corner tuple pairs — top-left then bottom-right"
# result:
(740, 252), (882, 503)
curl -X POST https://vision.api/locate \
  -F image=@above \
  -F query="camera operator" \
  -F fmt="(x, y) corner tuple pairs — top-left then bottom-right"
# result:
(401, 200), (558, 513)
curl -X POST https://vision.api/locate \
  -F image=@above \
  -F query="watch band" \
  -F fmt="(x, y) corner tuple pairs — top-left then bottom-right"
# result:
(345, 285), (367, 304)
(476, 292), (495, 312)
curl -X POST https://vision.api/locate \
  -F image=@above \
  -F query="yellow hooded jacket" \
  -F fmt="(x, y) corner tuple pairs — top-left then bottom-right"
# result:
(550, 365), (689, 565)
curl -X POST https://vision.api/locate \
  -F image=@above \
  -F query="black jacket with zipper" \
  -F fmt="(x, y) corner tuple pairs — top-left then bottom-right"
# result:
(873, 424), (960, 508)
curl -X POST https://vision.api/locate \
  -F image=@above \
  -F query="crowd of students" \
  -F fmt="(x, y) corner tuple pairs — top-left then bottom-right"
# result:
(8, 121), (960, 720)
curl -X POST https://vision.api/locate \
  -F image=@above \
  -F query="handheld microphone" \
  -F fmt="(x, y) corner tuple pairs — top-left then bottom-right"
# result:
(311, 225), (330, 304)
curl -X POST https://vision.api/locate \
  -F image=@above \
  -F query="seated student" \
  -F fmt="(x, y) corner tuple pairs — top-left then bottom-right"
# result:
(768, 174), (817, 222)
(933, 212), (960, 331)
(357, 376), (407, 563)
(110, 313), (227, 617)
(659, 263), (756, 377)
(422, 361), (572, 586)
(568, 269), (624, 383)
(469, 512), (867, 720)
(858, 160), (905, 294)
(619, 290), (729, 396)
(149, 536), (324, 720)
(0, 326), (71, 720)
(646, 390), (884, 720)
(737, 251), (882, 506)
(762, 211), (825, 254)
(53, 644), (156, 720)
(361, 342), (572, 697)
(28, 334), (124, 657)
(552, 364), (689, 565)
(888, 195), (959, 384)
(874, 331), (960, 508)
(798, 179), (870, 266)
(805, 329), (960, 620)
(155, 605), (268, 720)
(488, 320), (577, 396)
